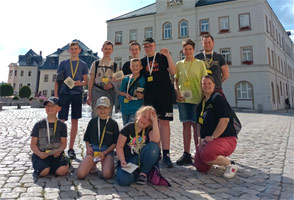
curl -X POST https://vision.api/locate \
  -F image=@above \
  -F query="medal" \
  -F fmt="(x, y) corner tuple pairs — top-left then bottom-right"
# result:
(124, 98), (129, 103)
(102, 77), (108, 83)
(198, 117), (203, 124)
(148, 76), (153, 82)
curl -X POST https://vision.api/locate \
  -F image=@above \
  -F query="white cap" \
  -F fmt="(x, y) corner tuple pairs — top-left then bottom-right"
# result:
(96, 96), (111, 108)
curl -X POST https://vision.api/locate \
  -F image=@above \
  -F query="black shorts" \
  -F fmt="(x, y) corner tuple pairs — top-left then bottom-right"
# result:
(144, 91), (173, 121)
(32, 153), (68, 175)
(58, 93), (82, 120)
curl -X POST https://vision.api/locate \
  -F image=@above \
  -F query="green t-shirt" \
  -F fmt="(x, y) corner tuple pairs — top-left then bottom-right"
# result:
(175, 59), (207, 104)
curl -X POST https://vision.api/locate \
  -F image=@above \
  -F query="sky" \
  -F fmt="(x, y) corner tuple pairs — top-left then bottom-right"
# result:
(0, 0), (293, 83)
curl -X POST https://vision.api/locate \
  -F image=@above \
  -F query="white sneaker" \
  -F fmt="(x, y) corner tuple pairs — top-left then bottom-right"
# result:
(223, 164), (238, 178)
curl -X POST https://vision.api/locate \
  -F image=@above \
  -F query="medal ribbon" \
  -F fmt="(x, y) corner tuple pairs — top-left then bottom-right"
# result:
(97, 117), (109, 149)
(147, 53), (157, 76)
(46, 119), (57, 147)
(70, 59), (79, 79)
(203, 52), (213, 69)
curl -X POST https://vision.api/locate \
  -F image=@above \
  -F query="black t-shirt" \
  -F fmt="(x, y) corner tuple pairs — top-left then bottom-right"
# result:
(83, 117), (119, 147)
(31, 119), (67, 152)
(141, 53), (173, 94)
(122, 61), (132, 75)
(195, 52), (226, 89)
(120, 122), (151, 160)
(196, 92), (236, 138)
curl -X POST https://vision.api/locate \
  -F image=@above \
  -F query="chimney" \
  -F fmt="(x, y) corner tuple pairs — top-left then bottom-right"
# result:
(40, 51), (42, 57)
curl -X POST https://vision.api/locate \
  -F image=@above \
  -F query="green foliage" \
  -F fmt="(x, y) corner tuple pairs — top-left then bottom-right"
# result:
(0, 83), (13, 97)
(19, 86), (31, 98)
(12, 96), (19, 100)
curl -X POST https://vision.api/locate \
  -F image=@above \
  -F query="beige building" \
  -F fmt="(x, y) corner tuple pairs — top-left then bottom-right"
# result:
(107, 0), (294, 111)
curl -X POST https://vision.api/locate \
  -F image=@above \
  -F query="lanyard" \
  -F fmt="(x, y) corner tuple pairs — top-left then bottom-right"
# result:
(146, 53), (157, 76)
(97, 117), (109, 149)
(70, 59), (79, 79)
(183, 59), (194, 79)
(203, 52), (213, 68)
(100, 60), (112, 74)
(200, 98), (206, 118)
(134, 123), (145, 168)
(46, 119), (57, 147)
(126, 75), (138, 94)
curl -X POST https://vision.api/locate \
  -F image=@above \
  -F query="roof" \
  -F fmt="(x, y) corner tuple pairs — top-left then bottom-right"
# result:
(40, 39), (99, 70)
(107, 3), (156, 22)
(18, 49), (43, 67)
(195, 0), (236, 7)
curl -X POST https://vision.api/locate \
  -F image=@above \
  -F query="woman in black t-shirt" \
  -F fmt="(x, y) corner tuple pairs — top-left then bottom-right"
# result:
(195, 75), (238, 178)
(116, 106), (160, 186)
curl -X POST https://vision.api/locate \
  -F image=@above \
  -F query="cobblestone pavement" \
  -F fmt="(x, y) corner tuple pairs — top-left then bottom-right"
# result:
(0, 106), (293, 200)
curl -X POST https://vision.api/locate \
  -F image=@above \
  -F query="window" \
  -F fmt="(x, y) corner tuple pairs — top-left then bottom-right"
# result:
(27, 83), (31, 87)
(271, 50), (274, 68)
(9, 70), (13, 76)
(265, 15), (269, 33)
(115, 31), (122, 45)
(14, 70), (17, 76)
(44, 74), (49, 82)
(145, 27), (153, 39)
(28, 70), (32, 76)
(236, 81), (253, 99)
(163, 22), (172, 39)
(219, 16), (229, 33)
(271, 82), (275, 104)
(52, 74), (57, 82)
(241, 46), (253, 65)
(51, 90), (55, 96)
(114, 57), (122, 70)
(129, 29), (137, 42)
(20, 70), (24, 76)
(267, 48), (271, 67)
(220, 48), (231, 65)
(239, 13), (251, 30)
(200, 19), (209, 34)
(269, 20), (272, 36)
(277, 84), (280, 104)
(179, 20), (188, 38)
(19, 83), (23, 89)
(43, 90), (47, 97)
(280, 81), (283, 96)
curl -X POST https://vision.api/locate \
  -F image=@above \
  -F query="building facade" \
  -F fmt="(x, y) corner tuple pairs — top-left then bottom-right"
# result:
(7, 49), (43, 97)
(106, 0), (294, 111)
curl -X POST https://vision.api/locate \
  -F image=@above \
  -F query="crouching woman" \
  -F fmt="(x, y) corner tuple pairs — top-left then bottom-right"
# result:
(195, 75), (238, 178)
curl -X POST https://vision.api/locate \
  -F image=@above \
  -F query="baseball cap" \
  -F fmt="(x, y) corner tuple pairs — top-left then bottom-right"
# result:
(43, 97), (60, 106)
(96, 96), (111, 108)
(143, 38), (155, 44)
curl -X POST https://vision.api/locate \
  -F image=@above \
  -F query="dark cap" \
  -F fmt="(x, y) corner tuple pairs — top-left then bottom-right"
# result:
(43, 97), (60, 106)
(143, 38), (155, 44)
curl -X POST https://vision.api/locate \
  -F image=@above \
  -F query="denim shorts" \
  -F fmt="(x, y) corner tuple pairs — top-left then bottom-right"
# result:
(178, 102), (197, 123)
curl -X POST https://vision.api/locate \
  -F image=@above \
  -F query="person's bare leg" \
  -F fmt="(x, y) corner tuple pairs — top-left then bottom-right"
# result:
(183, 122), (192, 153)
(101, 155), (114, 179)
(69, 119), (78, 149)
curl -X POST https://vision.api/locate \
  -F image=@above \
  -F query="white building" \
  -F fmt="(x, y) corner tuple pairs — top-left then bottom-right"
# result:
(106, 0), (294, 111)
(7, 49), (43, 97)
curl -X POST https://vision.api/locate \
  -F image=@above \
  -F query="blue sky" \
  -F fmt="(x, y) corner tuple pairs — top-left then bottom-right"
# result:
(0, 0), (293, 83)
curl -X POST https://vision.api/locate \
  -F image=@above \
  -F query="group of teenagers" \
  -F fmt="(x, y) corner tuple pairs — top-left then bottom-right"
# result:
(30, 34), (239, 186)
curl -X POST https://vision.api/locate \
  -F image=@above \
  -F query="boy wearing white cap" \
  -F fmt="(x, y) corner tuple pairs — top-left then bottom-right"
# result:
(77, 96), (119, 179)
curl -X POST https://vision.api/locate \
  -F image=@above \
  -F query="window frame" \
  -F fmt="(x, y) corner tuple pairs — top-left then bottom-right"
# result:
(199, 19), (209, 35)
(239, 13), (251, 31)
(145, 27), (153, 39)
(241, 46), (253, 65)
(115, 31), (123, 45)
(129, 29), (137, 43)
(163, 22), (172, 40)
(219, 16), (230, 33)
(179, 20), (188, 38)
(236, 81), (253, 100)
(220, 48), (232, 65)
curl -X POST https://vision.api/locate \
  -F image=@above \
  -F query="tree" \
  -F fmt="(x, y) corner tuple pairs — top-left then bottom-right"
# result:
(0, 83), (13, 97)
(19, 86), (31, 98)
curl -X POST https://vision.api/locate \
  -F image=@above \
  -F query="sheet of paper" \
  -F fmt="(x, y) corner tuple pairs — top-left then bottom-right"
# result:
(64, 77), (75, 89)
(121, 162), (138, 174)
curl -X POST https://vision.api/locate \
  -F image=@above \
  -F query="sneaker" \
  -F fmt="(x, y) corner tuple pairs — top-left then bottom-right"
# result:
(136, 174), (147, 185)
(176, 153), (193, 166)
(223, 164), (238, 178)
(32, 171), (39, 183)
(68, 149), (76, 159)
(162, 155), (173, 168)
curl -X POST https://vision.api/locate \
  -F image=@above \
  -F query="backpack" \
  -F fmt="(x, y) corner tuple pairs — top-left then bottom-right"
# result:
(211, 92), (242, 135)
(94, 60), (118, 77)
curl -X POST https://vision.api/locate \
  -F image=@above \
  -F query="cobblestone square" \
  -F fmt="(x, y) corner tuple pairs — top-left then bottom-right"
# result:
(0, 106), (293, 199)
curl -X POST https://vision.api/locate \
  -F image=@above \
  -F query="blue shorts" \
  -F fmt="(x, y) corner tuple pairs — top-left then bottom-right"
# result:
(58, 93), (82, 120)
(32, 153), (68, 175)
(178, 102), (197, 123)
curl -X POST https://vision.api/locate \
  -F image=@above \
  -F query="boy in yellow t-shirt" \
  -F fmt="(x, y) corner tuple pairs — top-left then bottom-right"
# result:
(174, 39), (207, 165)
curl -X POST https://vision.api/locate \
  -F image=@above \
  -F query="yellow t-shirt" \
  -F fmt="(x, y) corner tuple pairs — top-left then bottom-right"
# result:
(175, 59), (207, 104)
